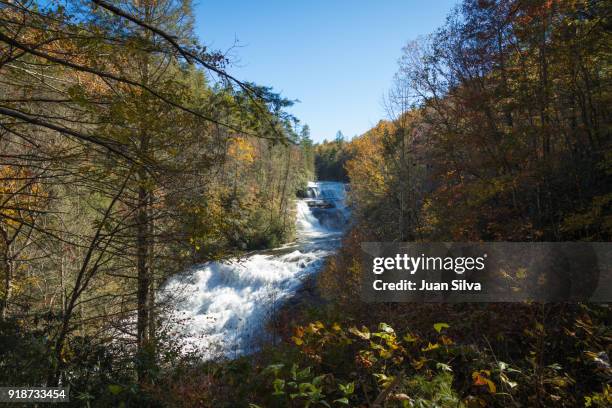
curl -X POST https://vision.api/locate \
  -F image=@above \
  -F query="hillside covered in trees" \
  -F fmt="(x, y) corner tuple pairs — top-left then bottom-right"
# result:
(1, 0), (611, 407)
(314, 132), (350, 182)
(0, 0), (314, 400)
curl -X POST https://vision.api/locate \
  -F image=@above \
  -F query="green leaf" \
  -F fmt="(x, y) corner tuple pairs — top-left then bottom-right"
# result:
(272, 378), (285, 395)
(290, 363), (298, 380)
(298, 382), (317, 394)
(264, 363), (284, 377)
(297, 366), (312, 381)
(108, 384), (123, 395)
(338, 382), (355, 395)
(433, 322), (450, 333)
(312, 374), (326, 386)
(373, 373), (389, 384)
(333, 397), (349, 404)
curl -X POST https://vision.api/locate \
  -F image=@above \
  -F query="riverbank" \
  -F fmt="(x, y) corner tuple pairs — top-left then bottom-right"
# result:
(162, 182), (348, 359)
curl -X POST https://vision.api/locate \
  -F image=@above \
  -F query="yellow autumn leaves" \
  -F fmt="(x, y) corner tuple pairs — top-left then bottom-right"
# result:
(0, 165), (45, 229)
(228, 137), (255, 164)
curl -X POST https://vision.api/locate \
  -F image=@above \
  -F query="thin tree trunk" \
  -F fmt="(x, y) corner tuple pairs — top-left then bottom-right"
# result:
(136, 162), (151, 382)
(48, 174), (130, 385)
(147, 192), (156, 356)
(136, 3), (154, 381)
(0, 225), (14, 320)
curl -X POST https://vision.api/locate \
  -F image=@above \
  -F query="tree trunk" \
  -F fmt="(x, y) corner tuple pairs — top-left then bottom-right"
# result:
(0, 225), (14, 320)
(136, 161), (151, 382)
(136, 2), (154, 381)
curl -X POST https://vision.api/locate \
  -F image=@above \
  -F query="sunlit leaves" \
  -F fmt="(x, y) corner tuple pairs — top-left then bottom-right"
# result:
(472, 370), (497, 394)
(433, 322), (450, 333)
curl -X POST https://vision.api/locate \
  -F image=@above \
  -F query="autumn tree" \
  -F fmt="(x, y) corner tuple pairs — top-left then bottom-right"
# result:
(0, 0), (313, 392)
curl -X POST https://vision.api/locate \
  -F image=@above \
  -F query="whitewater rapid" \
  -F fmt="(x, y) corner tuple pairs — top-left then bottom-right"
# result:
(163, 182), (348, 358)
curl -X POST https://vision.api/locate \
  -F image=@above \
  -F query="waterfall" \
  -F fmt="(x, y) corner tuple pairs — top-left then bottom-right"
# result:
(296, 200), (326, 236)
(163, 181), (348, 358)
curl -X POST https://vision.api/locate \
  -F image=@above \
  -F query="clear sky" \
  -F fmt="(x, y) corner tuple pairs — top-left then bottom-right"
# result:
(193, 0), (458, 142)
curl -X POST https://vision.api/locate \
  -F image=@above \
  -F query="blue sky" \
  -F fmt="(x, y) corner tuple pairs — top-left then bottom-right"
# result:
(193, 0), (458, 142)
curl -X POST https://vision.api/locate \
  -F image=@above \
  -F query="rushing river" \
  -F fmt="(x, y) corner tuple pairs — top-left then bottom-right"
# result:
(164, 181), (348, 358)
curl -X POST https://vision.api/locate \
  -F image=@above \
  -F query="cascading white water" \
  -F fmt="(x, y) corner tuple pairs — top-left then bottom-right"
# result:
(163, 181), (348, 358)
(296, 200), (326, 236)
